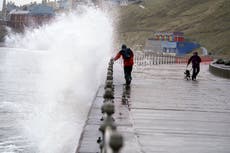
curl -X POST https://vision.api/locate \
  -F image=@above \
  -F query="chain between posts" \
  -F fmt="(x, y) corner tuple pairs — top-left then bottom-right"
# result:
(97, 59), (123, 153)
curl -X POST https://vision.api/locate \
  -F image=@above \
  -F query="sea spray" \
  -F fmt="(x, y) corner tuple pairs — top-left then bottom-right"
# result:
(4, 7), (113, 153)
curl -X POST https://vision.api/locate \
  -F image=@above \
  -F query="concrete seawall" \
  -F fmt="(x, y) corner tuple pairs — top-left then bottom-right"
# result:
(209, 62), (230, 79)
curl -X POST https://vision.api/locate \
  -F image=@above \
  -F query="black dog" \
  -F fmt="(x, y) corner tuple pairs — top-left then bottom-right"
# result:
(184, 69), (191, 80)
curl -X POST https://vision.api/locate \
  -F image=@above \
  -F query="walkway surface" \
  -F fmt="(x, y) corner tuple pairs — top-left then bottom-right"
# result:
(77, 64), (230, 153)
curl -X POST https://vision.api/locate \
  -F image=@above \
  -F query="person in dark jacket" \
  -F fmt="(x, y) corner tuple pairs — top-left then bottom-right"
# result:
(187, 51), (201, 80)
(113, 44), (134, 85)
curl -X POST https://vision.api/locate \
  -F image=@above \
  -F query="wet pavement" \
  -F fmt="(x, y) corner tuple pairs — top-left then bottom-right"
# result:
(77, 64), (230, 153)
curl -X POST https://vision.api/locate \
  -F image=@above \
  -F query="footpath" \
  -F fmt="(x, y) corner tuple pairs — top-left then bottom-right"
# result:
(77, 64), (230, 153)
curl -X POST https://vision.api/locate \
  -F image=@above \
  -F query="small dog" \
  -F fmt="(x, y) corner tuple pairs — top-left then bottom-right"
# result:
(184, 69), (191, 80)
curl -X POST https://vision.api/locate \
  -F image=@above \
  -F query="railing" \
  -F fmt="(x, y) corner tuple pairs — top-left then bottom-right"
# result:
(117, 52), (213, 66)
(134, 53), (176, 66)
(97, 59), (123, 153)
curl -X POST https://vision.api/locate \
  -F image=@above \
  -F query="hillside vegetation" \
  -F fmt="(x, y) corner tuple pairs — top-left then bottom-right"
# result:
(117, 0), (230, 57)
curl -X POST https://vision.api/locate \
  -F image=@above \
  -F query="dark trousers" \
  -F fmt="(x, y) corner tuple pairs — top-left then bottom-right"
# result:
(192, 66), (200, 80)
(124, 66), (133, 85)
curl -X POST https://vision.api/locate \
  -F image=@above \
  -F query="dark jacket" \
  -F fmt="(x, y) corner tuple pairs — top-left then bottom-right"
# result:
(188, 55), (201, 67)
(114, 48), (134, 66)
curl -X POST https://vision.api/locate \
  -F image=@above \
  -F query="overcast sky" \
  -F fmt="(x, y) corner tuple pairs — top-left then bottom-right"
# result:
(0, 0), (46, 10)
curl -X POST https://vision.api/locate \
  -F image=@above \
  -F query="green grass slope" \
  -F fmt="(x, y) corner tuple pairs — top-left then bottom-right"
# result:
(117, 0), (230, 57)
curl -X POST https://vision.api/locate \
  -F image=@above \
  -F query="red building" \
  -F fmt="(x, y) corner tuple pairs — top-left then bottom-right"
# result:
(7, 5), (54, 30)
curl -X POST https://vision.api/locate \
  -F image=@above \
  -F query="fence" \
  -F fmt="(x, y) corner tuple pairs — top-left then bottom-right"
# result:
(118, 52), (213, 66)
(134, 53), (176, 66)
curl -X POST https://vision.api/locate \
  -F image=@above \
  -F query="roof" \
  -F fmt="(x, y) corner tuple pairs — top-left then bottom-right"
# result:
(9, 9), (29, 15)
(28, 4), (54, 15)
(8, 4), (54, 16)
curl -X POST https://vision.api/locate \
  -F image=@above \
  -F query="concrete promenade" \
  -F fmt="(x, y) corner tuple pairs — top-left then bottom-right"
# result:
(77, 64), (230, 153)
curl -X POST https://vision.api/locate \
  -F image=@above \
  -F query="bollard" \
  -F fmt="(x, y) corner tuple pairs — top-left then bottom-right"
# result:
(99, 141), (104, 153)
(108, 68), (113, 72)
(107, 75), (113, 81)
(99, 116), (117, 135)
(105, 80), (113, 88)
(101, 102), (115, 115)
(97, 137), (102, 143)
(103, 88), (114, 99)
(104, 85), (113, 91)
(104, 83), (114, 93)
(109, 132), (123, 153)
(108, 66), (113, 71)
(107, 71), (113, 76)
(110, 58), (113, 62)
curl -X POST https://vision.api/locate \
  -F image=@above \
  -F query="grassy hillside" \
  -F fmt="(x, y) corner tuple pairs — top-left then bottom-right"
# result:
(117, 0), (230, 57)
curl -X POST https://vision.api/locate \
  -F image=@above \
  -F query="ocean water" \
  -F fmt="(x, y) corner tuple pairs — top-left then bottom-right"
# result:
(0, 7), (113, 153)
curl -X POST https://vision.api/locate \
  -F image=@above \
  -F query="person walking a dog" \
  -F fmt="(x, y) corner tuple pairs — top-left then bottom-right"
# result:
(113, 44), (134, 85)
(187, 51), (201, 80)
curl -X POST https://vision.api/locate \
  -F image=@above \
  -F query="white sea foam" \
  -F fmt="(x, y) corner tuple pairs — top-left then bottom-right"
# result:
(4, 7), (113, 153)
